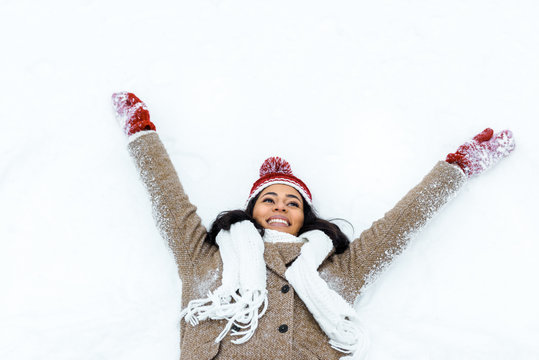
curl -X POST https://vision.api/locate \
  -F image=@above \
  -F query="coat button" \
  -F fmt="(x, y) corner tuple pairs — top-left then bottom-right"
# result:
(281, 284), (290, 293)
(278, 324), (288, 333)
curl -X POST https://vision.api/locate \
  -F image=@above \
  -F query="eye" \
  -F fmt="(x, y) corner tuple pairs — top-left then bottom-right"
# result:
(262, 198), (274, 204)
(288, 202), (300, 208)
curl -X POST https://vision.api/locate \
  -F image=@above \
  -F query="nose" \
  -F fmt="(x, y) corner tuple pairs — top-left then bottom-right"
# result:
(273, 201), (287, 212)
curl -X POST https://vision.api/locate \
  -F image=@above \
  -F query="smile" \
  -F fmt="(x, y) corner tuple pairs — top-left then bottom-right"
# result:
(267, 217), (290, 226)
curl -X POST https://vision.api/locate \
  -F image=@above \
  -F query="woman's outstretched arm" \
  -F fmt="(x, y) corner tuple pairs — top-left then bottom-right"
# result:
(338, 128), (515, 292)
(112, 92), (215, 278)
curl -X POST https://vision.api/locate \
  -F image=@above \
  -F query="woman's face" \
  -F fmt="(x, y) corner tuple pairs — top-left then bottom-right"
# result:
(252, 184), (305, 236)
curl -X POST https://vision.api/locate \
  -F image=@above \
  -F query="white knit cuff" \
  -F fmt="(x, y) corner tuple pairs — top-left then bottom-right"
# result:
(127, 130), (156, 143)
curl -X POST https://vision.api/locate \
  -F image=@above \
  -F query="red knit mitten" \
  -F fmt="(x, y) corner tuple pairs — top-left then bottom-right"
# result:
(446, 128), (515, 177)
(112, 92), (156, 136)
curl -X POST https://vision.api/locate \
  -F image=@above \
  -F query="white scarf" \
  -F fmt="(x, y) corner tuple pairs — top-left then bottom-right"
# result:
(180, 220), (368, 359)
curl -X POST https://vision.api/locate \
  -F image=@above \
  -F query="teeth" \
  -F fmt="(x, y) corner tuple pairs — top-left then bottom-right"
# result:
(268, 218), (289, 226)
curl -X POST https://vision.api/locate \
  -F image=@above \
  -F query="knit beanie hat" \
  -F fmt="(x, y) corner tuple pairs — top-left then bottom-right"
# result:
(247, 157), (312, 206)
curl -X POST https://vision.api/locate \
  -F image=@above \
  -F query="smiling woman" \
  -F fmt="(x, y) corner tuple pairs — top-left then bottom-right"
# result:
(112, 92), (515, 360)
(252, 184), (305, 236)
(204, 160), (351, 255)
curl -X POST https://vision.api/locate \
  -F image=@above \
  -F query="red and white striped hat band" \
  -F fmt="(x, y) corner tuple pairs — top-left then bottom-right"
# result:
(247, 157), (312, 206)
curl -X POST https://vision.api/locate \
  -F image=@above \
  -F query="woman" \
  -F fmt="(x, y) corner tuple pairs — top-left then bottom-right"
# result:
(112, 92), (515, 360)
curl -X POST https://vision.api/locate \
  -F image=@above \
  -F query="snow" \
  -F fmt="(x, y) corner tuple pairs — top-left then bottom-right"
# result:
(1, 0), (538, 359)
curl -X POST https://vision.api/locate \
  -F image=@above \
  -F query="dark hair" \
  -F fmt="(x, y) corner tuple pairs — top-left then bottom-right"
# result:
(205, 193), (350, 254)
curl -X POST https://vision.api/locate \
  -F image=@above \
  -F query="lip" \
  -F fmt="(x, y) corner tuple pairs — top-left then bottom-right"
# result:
(266, 215), (290, 227)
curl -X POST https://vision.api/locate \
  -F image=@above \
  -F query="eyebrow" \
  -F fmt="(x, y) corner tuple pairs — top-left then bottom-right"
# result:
(262, 192), (302, 202)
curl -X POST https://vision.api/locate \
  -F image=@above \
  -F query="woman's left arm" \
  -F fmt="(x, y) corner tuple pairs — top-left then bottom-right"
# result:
(337, 128), (515, 291)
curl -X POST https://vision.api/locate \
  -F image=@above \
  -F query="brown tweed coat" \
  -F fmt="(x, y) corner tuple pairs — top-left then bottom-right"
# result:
(127, 132), (467, 360)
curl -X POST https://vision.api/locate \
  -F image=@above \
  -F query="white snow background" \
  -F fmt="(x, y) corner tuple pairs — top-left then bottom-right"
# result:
(1, 0), (538, 359)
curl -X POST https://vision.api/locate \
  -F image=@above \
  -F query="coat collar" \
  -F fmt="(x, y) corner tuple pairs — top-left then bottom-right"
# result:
(263, 242), (336, 278)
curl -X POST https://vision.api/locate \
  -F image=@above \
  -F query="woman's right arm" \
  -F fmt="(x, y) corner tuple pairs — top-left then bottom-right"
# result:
(112, 92), (214, 278)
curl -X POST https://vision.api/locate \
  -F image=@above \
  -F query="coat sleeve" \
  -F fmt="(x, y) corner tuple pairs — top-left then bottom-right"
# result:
(333, 161), (467, 294)
(126, 131), (215, 279)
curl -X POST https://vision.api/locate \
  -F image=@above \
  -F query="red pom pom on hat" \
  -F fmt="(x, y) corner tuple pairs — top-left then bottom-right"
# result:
(259, 157), (293, 177)
(247, 157), (312, 206)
